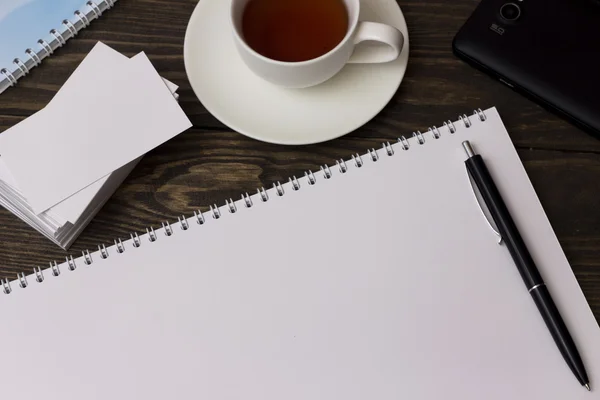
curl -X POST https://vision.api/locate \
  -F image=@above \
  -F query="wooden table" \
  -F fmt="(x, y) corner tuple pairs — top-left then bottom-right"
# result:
(0, 0), (598, 322)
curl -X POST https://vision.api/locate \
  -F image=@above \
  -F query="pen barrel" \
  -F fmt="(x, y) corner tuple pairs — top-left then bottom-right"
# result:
(530, 285), (589, 386)
(465, 156), (543, 288)
(466, 154), (590, 387)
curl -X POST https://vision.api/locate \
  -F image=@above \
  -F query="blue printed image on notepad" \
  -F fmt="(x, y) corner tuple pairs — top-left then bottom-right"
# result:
(0, 0), (94, 76)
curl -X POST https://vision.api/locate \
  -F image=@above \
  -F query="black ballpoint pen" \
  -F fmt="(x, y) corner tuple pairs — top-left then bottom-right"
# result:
(462, 140), (591, 392)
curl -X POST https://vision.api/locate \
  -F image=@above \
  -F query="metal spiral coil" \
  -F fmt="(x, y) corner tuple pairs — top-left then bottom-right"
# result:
(210, 205), (221, 219)
(50, 261), (60, 277)
(83, 250), (93, 265)
(193, 211), (204, 225)
(352, 154), (364, 168)
(99, 244), (109, 259)
(337, 159), (348, 173)
(50, 29), (66, 46)
(74, 10), (90, 27)
(66, 255), (77, 271)
(242, 193), (253, 207)
(398, 136), (410, 150)
(13, 59), (29, 76)
(115, 238), (126, 253)
(25, 48), (41, 67)
(225, 199), (237, 213)
(368, 149), (379, 162)
(321, 165), (332, 179)
(459, 114), (472, 128)
(383, 142), (394, 156)
(87, 1), (103, 18)
(130, 232), (141, 247)
(413, 131), (425, 145)
(289, 177), (301, 191)
(2, 278), (12, 294)
(444, 120), (456, 134)
(162, 221), (174, 236)
(147, 227), (157, 242)
(178, 216), (190, 230)
(1, 68), (17, 86)
(62, 20), (78, 37)
(17, 272), (28, 288)
(429, 126), (441, 139)
(37, 39), (53, 56)
(305, 171), (316, 185)
(34, 267), (44, 283)
(474, 108), (486, 121)
(257, 187), (269, 201)
(0, 109), (489, 295)
(273, 182), (284, 196)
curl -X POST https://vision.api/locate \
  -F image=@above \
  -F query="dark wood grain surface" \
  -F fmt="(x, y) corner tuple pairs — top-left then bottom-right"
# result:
(0, 0), (598, 323)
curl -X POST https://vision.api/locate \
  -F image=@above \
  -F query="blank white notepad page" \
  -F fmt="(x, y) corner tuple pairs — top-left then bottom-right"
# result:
(0, 108), (598, 400)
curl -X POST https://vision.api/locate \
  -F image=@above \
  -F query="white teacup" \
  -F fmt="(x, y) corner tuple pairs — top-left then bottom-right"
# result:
(231, 0), (405, 88)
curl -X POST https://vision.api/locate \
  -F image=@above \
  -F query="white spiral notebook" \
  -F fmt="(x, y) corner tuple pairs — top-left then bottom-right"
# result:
(1, 107), (598, 399)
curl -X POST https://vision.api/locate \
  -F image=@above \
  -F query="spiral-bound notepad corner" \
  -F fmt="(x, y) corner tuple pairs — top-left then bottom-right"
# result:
(0, 0), (119, 95)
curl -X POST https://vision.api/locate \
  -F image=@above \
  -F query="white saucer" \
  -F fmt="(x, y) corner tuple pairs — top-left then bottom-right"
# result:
(184, 0), (410, 145)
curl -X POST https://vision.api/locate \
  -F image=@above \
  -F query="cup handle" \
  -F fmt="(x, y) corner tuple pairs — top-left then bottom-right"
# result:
(348, 21), (405, 64)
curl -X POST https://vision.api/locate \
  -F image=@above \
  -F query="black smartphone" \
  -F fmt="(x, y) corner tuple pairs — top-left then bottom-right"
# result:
(453, 0), (600, 139)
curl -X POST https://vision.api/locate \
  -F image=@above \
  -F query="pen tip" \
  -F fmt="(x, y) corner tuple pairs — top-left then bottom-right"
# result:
(585, 383), (591, 391)
(462, 141), (475, 158)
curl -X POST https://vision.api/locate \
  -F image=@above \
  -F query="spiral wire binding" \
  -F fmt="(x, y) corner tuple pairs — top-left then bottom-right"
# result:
(397, 136), (409, 150)
(459, 114), (472, 128)
(413, 131), (426, 145)
(38, 39), (53, 57)
(289, 177), (301, 191)
(2, 278), (12, 294)
(50, 261), (60, 277)
(257, 187), (269, 202)
(225, 199), (237, 213)
(162, 221), (174, 236)
(115, 238), (125, 253)
(99, 244), (109, 259)
(273, 182), (285, 196)
(1, 110), (489, 294)
(352, 154), (364, 167)
(17, 272), (28, 288)
(444, 120), (456, 134)
(178, 216), (190, 230)
(321, 165), (332, 179)
(368, 149), (379, 162)
(0, 0), (118, 95)
(194, 211), (206, 225)
(210, 205), (221, 219)
(131, 233), (141, 247)
(429, 126), (441, 140)
(383, 142), (394, 156)
(83, 250), (93, 265)
(13, 59), (29, 76)
(147, 227), (157, 242)
(305, 171), (316, 185)
(66, 255), (77, 271)
(34, 267), (44, 283)
(337, 159), (348, 173)
(242, 193), (253, 208)
(25, 49), (41, 67)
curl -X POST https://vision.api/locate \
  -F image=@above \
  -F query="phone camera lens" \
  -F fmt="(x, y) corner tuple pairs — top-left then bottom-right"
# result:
(500, 3), (521, 21)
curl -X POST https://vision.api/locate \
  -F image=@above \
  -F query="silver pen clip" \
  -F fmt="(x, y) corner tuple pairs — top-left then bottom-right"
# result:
(466, 170), (503, 245)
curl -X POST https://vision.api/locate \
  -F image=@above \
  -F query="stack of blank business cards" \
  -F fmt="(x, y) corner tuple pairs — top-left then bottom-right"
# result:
(0, 42), (192, 249)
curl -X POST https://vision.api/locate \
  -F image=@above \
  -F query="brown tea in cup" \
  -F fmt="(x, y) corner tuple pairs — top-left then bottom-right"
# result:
(242, 0), (349, 63)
